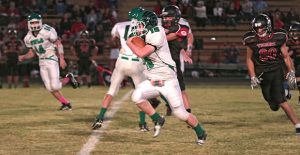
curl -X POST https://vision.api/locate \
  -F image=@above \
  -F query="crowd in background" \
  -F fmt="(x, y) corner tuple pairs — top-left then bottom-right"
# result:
(0, 0), (300, 88)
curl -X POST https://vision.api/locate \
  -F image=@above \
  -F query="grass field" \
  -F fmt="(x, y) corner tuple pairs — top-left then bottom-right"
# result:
(1, 84), (300, 155)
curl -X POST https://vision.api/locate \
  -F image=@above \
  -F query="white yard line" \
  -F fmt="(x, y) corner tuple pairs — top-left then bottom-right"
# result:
(77, 90), (133, 155)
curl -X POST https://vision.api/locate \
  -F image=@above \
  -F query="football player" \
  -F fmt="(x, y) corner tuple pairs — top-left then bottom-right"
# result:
(160, 5), (193, 116)
(287, 22), (300, 104)
(92, 7), (162, 132)
(3, 29), (23, 88)
(19, 13), (79, 110)
(126, 10), (207, 145)
(70, 30), (98, 88)
(243, 14), (300, 134)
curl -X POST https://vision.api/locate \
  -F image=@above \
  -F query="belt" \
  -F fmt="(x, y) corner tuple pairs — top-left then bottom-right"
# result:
(39, 55), (57, 62)
(121, 56), (140, 62)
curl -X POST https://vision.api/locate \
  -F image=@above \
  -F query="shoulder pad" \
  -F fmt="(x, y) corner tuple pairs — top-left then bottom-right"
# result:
(243, 31), (256, 45)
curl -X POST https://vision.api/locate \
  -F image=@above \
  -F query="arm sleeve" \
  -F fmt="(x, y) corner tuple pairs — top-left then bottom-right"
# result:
(24, 36), (32, 48)
(111, 23), (119, 38)
(49, 27), (58, 42)
(146, 30), (164, 50)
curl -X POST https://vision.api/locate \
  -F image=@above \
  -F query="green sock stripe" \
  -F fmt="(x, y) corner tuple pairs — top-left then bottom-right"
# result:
(160, 94), (170, 106)
(139, 111), (146, 124)
(193, 124), (205, 137)
(150, 112), (160, 122)
(98, 108), (107, 120)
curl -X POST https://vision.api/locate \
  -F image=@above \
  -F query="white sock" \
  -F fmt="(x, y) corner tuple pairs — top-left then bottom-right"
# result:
(295, 123), (300, 128)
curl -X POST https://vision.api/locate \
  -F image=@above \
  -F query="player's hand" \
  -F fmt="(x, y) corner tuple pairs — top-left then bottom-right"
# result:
(286, 70), (297, 89)
(60, 58), (67, 69)
(180, 49), (193, 64)
(250, 76), (261, 89)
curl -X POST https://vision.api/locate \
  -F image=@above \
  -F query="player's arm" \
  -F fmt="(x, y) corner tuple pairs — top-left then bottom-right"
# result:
(246, 47), (255, 78)
(126, 37), (154, 58)
(166, 32), (178, 41)
(18, 48), (35, 62)
(281, 43), (293, 72)
(54, 39), (67, 69)
(186, 32), (194, 56)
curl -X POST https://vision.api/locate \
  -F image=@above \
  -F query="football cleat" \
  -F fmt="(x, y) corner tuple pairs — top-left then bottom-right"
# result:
(197, 132), (207, 145)
(59, 103), (72, 111)
(153, 116), (165, 137)
(296, 127), (300, 135)
(139, 123), (150, 132)
(92, 118), (103, 130)
(66, 73), (79, 89)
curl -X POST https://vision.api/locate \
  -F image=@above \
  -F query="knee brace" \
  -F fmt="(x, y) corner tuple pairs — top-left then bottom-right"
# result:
(172, 106), (189, 121)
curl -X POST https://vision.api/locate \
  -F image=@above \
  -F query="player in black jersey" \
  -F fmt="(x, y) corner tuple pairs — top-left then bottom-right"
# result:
(71, 30), (98, 87)
(161, 5), (193, 115)
(287, 22), (300, 104)
(243, 14), (300, 134)
(3, 29), (23, 88)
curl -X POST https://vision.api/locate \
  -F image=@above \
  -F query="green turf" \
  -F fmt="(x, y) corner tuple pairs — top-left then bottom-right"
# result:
(0, 85), (300, 155)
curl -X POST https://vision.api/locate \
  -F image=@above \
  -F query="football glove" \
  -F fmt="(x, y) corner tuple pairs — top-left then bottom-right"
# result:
(251, 76), (262, 89)
(286, 70), (297, 89)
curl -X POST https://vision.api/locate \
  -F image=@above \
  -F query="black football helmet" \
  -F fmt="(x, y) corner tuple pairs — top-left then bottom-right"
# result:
(80, 30), (89, 38)
(160, 5), (181, 28)
(289, 22), (300, 41)
(251, 14), (272, 38)
(8, 29), (17, 39)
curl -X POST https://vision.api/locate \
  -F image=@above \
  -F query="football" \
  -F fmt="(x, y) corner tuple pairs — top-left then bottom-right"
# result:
(131, 36), (146, 48)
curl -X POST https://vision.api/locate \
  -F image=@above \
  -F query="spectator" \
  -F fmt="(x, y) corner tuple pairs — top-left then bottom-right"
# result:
(241, 0), (253, 21)
(223, 42), (239, 64)
(93, 24), (105, 54)
(274, 12), (284, 30)
(70, 5), (84, 22)
(153, 0), (163, 16)
(108, 0), (118, 8)
(6, 1), (20, 20)
(286, 8), (300, 26)
(225, 2), (237, 27)
(59, 13), (72, 35)
(212, 2), (224, 25)
(54, 0), (67, 16)
(194, 0), (207, 27)
(85, 9), (98, 31)
(71, 17), (86, 36)
(253, 0), (268, 15)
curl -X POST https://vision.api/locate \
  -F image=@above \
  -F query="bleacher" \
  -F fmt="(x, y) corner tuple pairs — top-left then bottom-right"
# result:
(37, 0), (299, 75)
(136, 0), (299, 76)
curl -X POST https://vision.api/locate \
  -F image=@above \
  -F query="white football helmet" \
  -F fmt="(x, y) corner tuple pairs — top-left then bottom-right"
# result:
(27, 13), (43, 31)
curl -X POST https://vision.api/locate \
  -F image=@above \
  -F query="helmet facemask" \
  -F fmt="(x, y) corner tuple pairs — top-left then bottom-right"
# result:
(27, 13), (43, 32)
(162, 16), (177, 28)
(131, 20), (148, 37)
(289, 30), (300, 41)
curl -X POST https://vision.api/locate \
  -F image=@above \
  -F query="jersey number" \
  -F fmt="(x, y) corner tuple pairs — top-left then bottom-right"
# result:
(259, 47), (277, 61)
(34, 45), (46, 54)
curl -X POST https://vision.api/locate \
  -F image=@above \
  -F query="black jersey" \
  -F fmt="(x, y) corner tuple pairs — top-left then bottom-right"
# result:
(243, 29), (287, 73)
(4, 39), (22, 64)
(167, 24), (189, 61)
(73, 38), (96, 61)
